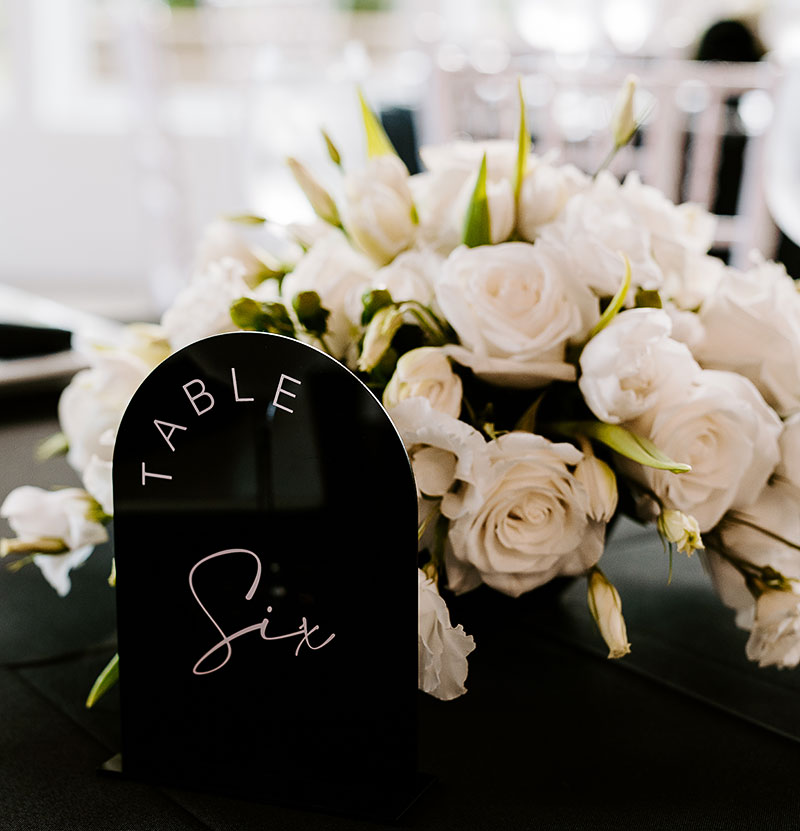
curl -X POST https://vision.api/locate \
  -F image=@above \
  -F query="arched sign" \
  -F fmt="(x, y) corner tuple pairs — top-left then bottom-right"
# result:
(112, 332), (420, 818)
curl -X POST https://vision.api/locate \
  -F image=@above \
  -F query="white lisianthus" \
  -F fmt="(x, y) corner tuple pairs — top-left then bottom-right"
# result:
(383, 347), (463, 418)
(195, 219), (272, 284)
(579, 308), (701, 427)
(539, 171), (664, 298)
(372, 248), (442, 308)
(662, 304), (706, 354)
(118, 323), (171, 369)
(59, 350), (151, 474)
(1, 486), (108, 596)
(695, 258), (800, 417)
(418, 569), (476, 700)
(446, 432), (605, 597)
(358, 306), (404, 372)
(517, 157), (589, 241)
(746, 588), (800, 669)
(660, 252), (725, 312)
(624, 370), (781, 532)
(587, 569), (631, 659)
(281, 231), (374, 363)
(778, 413), (800, 490)
(657, 509), (703, 556)
(412, 140), (519, 254)
(705, 477), (800, 632)
(162, 258), (279, 351)
(389, 397), (488, 521)
(436, 242), (598, 389)
(83, 452), (114, 518)
(343, 155), (416, 265)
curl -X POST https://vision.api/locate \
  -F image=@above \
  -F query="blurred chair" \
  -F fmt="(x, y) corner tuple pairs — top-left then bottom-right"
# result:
(431, 56), (781, 269)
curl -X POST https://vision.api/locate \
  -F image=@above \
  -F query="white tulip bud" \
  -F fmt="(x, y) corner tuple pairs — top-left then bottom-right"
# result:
(587, 568), (631, 659)
(611, 74), (639, 148)
(574, 441), (618, 522)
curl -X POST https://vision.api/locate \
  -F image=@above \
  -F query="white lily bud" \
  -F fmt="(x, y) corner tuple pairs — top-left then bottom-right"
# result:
(358, 306), (404, 372)
(611, 74), (639, 148)
(574, 442), (618, 522)
(657, 509), (704, 556)
(286, 157), (341, 227)
(587, 568), (631, 659)
(1, 536), (69, 557)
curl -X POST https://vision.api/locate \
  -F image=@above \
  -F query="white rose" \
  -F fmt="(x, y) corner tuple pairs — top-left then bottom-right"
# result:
(83, 453), (114, 517)
(538, 171), (664, 297)
(372, 248), (442, 308)
(517, 158), (589, 241)
(446, 432), (605, 597)
(161, 258), (279, 351)
(436, 242), (598, 389)
(389, 397), (488, 521)
(418, 569), (476, 700)
(59, 350), (150, 473)
(578, 308), (701, 426)
(1, 486), (108, 596)
(695, 259), (800, 417)
(383, 347), (462, 418)
(281, 231), (374, 363)
(343, 155), (416, 265)
(662, 304), (706, 355)
(624, 370), (781, 532)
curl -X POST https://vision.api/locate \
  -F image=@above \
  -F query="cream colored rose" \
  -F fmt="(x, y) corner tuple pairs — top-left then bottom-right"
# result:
(436, 242), (598, 389)
(579, 308), (701, 427)
(343, 155), (416, 265)
(624, 370), (781, 532)
(418, 569), (476, 700)
(695, 258), (800, 417)
(446, 432), (605, 597)
(281, 231), (374, 363)
(383, 348), (462, 418)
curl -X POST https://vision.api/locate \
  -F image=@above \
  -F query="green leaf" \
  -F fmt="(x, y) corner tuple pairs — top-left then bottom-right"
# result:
(292, 291), (330, 337)
(223, 214), (266, 225)
(586, 254), (631, 340)
(361, 288), (394, 325)
(230, 298), (295, 337)
(86, 653), (119, 709)
(514, 77), (530, 203)
(553, 421), (691, 473)
(462, 153), (491, 248)
(515, 392), (546, 433)
(358, 89), (397, 159)
(321, 128), (342, 167)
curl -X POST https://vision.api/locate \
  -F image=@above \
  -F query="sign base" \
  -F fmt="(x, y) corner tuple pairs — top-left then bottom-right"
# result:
(100, 753), (435, 822)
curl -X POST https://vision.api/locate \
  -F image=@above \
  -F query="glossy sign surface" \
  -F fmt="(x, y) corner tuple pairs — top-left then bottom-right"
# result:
(113, 332), (419, 817)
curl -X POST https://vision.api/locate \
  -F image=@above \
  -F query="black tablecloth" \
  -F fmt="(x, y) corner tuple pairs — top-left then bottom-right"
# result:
(2, 391), (800, 830)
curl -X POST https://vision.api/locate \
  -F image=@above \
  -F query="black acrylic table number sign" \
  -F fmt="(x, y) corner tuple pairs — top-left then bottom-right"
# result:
(111, 332), (423, 819)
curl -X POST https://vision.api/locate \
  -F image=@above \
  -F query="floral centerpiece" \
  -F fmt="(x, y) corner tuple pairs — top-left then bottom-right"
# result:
(4, 79), (800, 705)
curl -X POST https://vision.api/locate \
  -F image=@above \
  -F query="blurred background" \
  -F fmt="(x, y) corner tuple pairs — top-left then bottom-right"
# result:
(1, 0), (799, 323)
